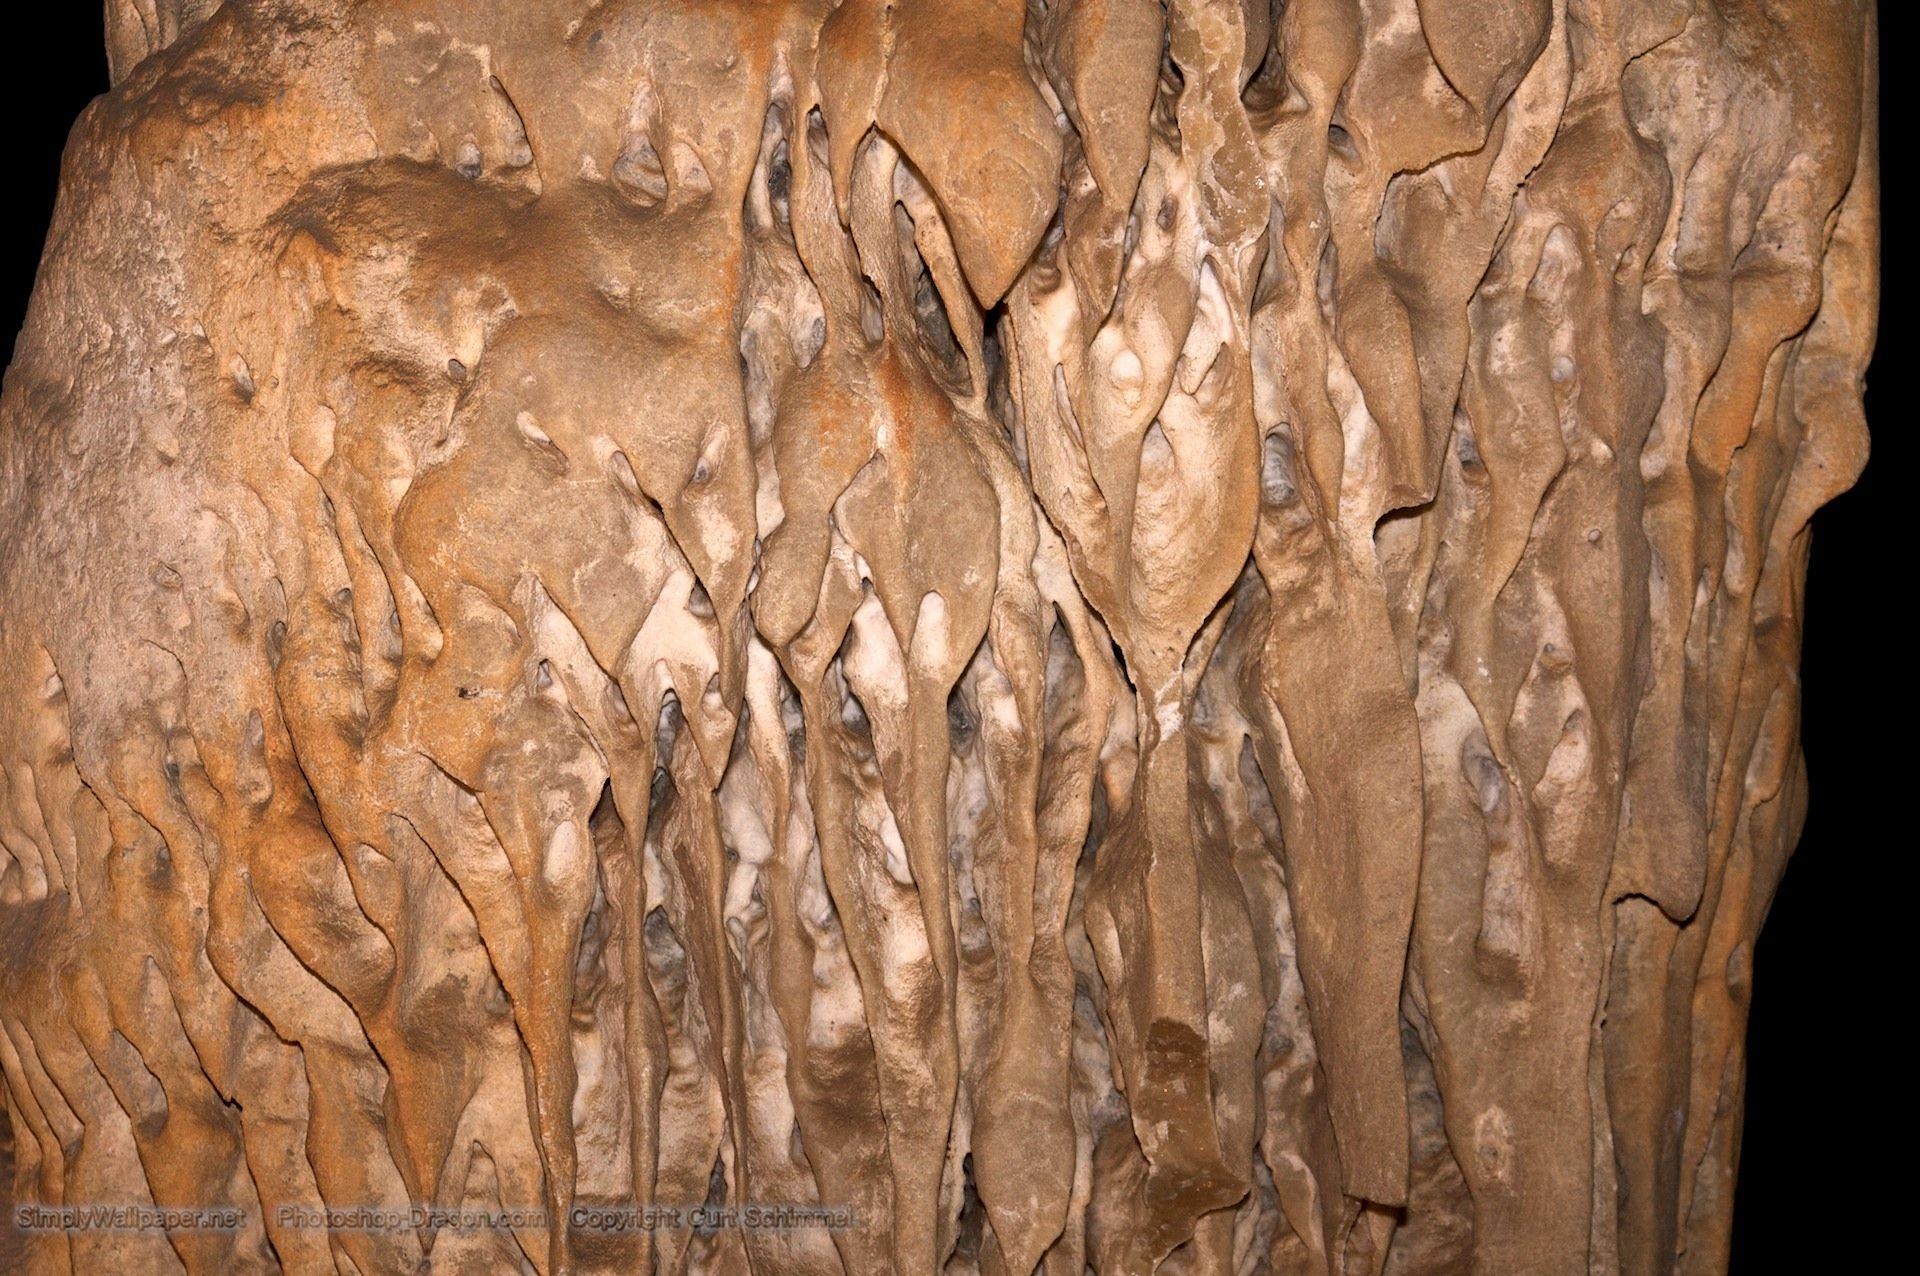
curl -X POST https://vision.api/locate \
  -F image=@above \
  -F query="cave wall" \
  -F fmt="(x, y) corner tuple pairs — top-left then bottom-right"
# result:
(0, 1), (1876, 1272)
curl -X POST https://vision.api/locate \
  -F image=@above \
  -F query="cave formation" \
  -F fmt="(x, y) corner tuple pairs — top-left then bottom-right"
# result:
(0, 2), (1877, 1273)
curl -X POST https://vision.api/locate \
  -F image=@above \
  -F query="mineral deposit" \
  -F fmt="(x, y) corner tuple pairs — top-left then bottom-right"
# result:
(0, 1), (1877, 1273)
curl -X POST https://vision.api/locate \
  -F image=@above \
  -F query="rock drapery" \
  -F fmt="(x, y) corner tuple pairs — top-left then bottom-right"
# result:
(0, 1), (1876, 1272)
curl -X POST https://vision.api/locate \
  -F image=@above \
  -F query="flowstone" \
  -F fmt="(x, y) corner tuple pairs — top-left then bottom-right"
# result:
(0, 2), (1876, 1272)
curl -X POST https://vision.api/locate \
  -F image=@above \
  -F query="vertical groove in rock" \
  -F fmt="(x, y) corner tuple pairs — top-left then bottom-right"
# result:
(0, 2), (1875, 1273)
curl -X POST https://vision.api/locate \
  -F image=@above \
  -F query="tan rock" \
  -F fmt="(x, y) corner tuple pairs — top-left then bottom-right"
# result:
(0, 2), (1875, 1272)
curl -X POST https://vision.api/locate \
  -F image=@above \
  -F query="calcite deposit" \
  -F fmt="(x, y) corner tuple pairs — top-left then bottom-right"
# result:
(0, 1), (1876, 1273)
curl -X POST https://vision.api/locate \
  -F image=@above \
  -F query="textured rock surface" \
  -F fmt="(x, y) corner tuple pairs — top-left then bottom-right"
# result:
(0, 1), (1876, 1272)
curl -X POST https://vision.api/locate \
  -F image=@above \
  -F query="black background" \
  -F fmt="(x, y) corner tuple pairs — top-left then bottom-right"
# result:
(2, 8), (1898, 1272)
